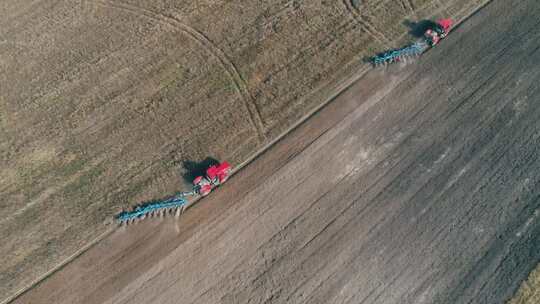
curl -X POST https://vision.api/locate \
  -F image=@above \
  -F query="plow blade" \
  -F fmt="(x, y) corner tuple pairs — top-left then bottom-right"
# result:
(372, 42), (427, 66)
(116, 191), (194, 224)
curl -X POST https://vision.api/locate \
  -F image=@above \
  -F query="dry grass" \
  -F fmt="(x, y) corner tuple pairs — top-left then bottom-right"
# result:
(508, 263), (540, 304)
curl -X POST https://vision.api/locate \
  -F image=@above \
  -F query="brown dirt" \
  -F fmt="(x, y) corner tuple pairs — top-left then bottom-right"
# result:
(0, 0), (488, 300)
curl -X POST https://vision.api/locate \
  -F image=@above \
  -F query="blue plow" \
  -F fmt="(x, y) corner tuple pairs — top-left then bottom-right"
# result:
(115, 191), (195, 224)
(372, 41), (427, 65)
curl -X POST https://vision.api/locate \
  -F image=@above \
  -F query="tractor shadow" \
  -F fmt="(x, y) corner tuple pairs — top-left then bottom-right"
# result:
(181, 157), (220, 184)
(403, 19), (438, 38)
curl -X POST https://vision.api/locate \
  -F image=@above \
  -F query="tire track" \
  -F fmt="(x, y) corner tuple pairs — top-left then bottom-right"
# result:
(363, 0), (394, 12)
(342, 0), (392, 47)
(398, 0), (409, 14)
(95, 0), (267, 142)
(403, 0), (416, 13)
(223, 0), (296, 47)
(397, 0), (417, 16)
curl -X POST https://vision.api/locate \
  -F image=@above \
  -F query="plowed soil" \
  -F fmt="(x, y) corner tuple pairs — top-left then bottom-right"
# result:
(6, 0), (540, 303)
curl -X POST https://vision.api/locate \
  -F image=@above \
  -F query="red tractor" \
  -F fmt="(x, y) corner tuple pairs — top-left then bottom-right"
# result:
(372, 18), (453, 65)
(116, 161), (233, 224)
(424, 18), (453, 46)
(193, 162), (232, 196)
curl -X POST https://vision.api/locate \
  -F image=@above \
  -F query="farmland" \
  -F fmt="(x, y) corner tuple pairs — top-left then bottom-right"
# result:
(1, 0), (488, 300)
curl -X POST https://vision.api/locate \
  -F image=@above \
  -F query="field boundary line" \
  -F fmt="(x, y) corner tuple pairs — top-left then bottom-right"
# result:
(406, 0), (416, 11)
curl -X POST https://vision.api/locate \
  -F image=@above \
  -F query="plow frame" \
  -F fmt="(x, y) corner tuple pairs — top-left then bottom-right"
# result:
(116, 191), (195, 224)
(372, 42), (427, 66)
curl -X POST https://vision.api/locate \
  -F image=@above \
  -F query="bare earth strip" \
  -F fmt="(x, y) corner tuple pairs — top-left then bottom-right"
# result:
(0, 0), (489, 299)
(6, 0), (540, 303)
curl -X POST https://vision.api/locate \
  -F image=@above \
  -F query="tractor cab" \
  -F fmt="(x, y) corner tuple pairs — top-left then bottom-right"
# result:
(425, 18), (453, 46)
(193, 162), (232, 196)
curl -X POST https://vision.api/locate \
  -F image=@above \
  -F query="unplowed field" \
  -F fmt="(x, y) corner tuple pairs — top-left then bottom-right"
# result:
(509, 264), (540, 304)
(1, 0), (487, 300)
